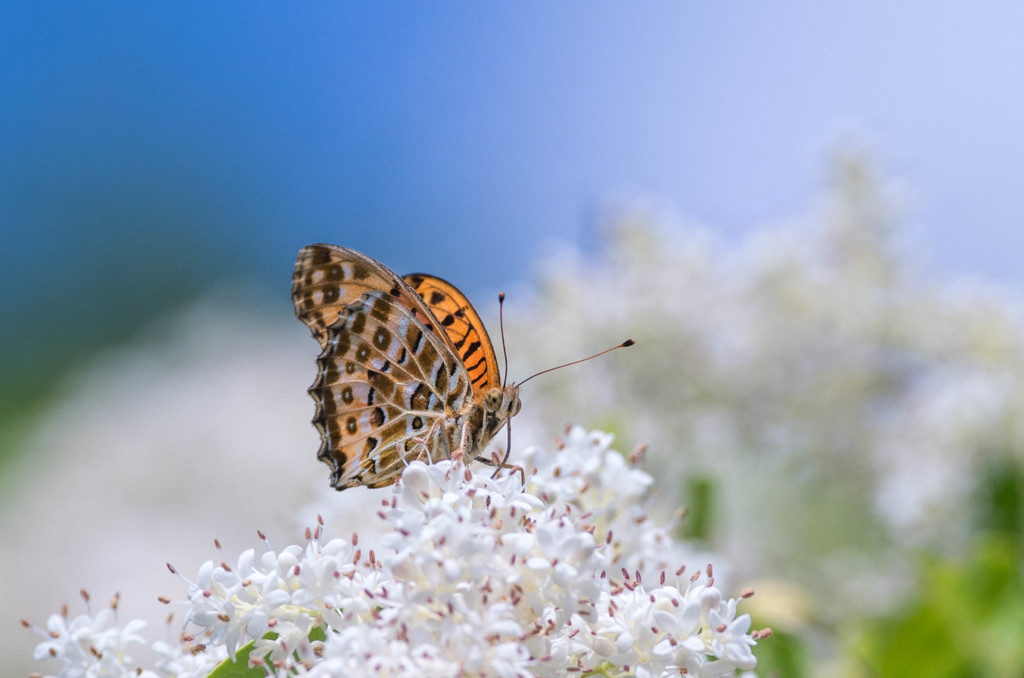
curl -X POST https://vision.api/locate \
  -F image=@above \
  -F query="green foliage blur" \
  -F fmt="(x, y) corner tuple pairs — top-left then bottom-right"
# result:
(844, 461), (1024, 678)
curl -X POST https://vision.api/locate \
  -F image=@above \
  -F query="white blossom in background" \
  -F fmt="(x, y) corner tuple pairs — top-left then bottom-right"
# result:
(503, 154), (1024, 622)
(21, 593), (160, 678)
(25, 427), (766, 678)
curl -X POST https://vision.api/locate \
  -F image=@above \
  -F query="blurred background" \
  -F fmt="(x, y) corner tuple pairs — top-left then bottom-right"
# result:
(5, 3), (1024, 676)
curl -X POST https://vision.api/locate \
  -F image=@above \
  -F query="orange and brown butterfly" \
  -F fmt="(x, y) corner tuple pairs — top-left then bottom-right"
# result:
(291, 244), (522, 490)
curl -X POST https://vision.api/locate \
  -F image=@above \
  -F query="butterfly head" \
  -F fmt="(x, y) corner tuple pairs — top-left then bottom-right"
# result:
(470, 383), (520, 461)
(483, 384), (521, 420)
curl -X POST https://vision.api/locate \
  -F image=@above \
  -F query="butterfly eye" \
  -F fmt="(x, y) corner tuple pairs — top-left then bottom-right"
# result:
(484, 387), (502, 411)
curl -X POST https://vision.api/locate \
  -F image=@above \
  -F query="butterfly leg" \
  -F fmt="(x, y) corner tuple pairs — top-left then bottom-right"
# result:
(476, 451), (526, 486)
(450, 422), (477, 465)
(437, 422), (454, 461)
(406, 436), (432, 463)
(406, 426), (436, 463)
(408, 419), (453, 464)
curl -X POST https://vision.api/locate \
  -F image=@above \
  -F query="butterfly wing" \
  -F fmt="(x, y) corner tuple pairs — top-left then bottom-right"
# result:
(292, 244), (498, 489)
(403, 273), (503, 397)
(309, 289), (474, 489)
(292, 244), (449, 351)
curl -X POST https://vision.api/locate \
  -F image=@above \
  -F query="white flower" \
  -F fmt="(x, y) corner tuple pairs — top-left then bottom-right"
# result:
(28, 428), (765, 678)
(152, 639), (227, 678)
(180, 526), (383, 668)
(307, 625), (463, 678)
(27, 594), (158, 678)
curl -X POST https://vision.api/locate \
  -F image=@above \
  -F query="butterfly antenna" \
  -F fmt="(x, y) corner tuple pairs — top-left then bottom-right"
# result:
(518, 339), (635, 387)
(498, 292), (510, 389)
(490, 292), (515, 481)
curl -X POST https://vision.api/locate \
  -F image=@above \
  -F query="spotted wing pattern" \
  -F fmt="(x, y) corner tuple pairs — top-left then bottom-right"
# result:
(309, 290), (473, 488)
(292, 244), (448, 351)
(403, 273), (502, 396)
(292, 244), (476, 490)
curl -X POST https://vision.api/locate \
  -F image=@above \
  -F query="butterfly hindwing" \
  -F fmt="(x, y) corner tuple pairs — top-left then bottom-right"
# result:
(309, 288), (473, 489)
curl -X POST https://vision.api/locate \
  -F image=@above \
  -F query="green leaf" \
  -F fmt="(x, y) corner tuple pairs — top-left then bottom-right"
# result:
(849, 535), (1024, 678)
(203, 627), (330, 678)
(205, 639), (266, 678)
(748, 628), (809, 678)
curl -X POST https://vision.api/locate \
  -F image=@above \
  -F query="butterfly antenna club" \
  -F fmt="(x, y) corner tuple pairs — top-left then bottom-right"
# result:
(518, 339), (635, 387)
(498, 292), (510, 389)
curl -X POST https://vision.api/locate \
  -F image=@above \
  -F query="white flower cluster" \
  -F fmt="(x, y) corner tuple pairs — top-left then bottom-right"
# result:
(22, 591), (230, 678)
(23, 593), (159, 678)
(25, 428), (764, 678)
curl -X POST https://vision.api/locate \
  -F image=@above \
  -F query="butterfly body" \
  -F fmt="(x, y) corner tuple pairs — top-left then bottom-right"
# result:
(292, 244), (519, 490)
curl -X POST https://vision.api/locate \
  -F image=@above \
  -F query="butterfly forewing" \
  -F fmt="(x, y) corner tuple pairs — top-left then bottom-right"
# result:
(310, 289), (473, 489)
(403, 273), (503, 395)
(293, 244), (443, 350)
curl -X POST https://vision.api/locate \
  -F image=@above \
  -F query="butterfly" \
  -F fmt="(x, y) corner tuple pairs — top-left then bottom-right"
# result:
(291, 244), (522, 490)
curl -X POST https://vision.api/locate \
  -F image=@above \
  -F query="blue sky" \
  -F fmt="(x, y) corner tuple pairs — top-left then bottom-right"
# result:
(3, 2), (1024, 357)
